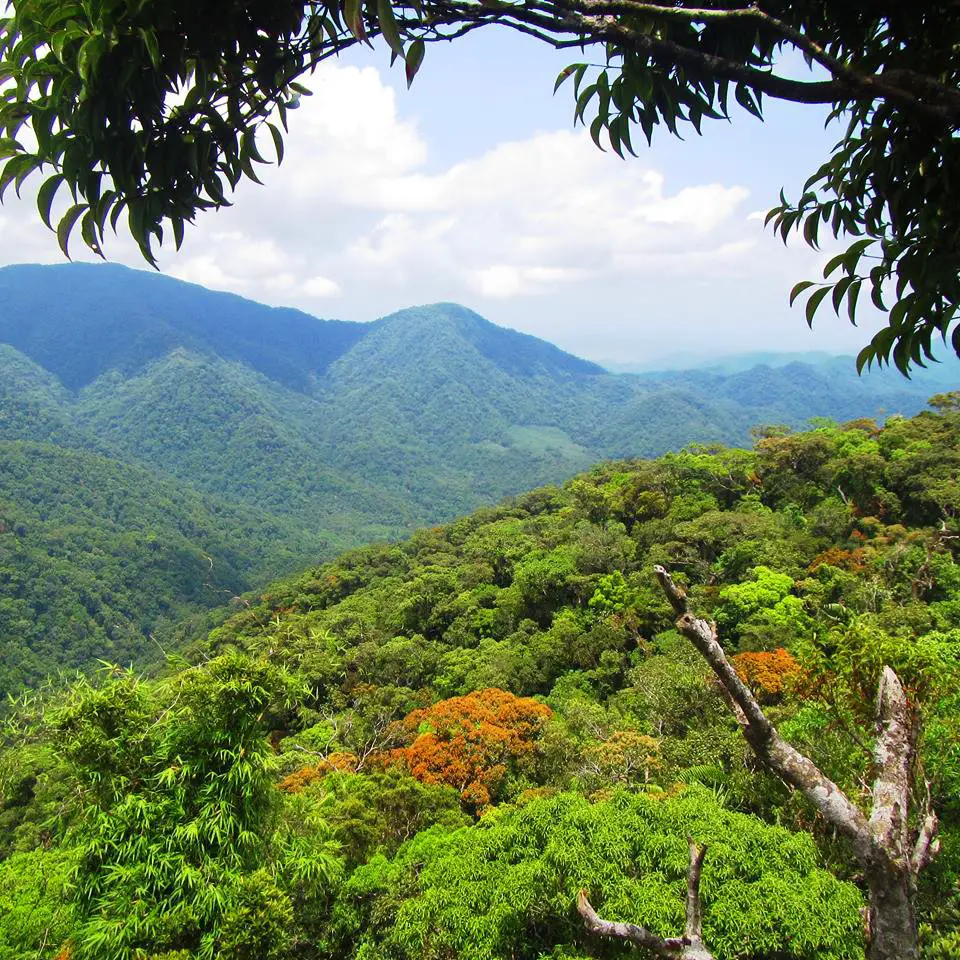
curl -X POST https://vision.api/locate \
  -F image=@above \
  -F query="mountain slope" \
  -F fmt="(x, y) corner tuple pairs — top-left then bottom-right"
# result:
(0, 262), (368, 391)
(0, 346), (86, 446)
(0, 441), (332, 693)
(75, 348), (415, 536)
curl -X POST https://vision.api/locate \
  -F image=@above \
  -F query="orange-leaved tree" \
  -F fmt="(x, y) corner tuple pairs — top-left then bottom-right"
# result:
(385, 688), (551, 809)
(731, 649), (805, 702)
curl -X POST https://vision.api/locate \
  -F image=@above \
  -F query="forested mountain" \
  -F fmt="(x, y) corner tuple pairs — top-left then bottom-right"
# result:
(0, 442), (331, 693)
(1, 402), (957, 959)
(0, 262), (370, 392)
(0, 261), (954, 693)
(2, 263), (950, 512)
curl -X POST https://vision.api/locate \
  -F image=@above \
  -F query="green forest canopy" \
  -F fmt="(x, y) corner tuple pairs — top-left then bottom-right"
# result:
(1, 395), (958, 959)
(4, 271), (951, 699)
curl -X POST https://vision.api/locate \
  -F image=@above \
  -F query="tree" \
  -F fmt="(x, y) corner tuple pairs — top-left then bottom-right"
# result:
(331, 789), (864, 960)
(1, 2), (959, 371)
(647, 565), (940, 960)
(384, 687), (552, 808)
(51, 655), (341, 960)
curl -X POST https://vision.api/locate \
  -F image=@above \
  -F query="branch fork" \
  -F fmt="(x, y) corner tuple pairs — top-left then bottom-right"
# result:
(577, 837), (713, 959)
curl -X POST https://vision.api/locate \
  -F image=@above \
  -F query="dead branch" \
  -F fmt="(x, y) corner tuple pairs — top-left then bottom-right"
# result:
(652, 564), (942, 960)
(577, 838), (713, 959)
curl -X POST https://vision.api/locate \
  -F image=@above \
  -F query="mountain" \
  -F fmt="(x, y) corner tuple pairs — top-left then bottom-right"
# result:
(0, 260), (954, 691)
(0, 262), (369, 392)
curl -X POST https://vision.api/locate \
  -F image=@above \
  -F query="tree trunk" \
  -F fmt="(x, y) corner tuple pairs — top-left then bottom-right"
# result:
(867, 863), (918, 960)
(651, 565), (942, 960)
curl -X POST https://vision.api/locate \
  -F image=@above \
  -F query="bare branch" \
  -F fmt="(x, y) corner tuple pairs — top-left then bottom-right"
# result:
(654, 566), (779, 739)
(910, 781), (940, 876)
(684, 837), (707, 943)
(578, 839), (714, 958)
(653, 565), (874, 865)
(577, 890), (680, 957)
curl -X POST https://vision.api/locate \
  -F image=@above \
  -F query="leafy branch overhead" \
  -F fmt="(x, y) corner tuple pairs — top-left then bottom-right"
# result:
(1, 1), (959, 370)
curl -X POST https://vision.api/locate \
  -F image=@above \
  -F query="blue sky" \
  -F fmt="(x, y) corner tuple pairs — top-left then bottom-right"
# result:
(0, 30), (909, 368)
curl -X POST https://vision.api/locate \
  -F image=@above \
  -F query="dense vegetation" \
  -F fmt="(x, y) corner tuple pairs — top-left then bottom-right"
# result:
(2, 397), (957, 959)
(0, 441), (330, 694)
(2, 263), (953, 695)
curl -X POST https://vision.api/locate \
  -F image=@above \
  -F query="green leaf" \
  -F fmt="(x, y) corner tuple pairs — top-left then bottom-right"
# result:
(805, 286), (831, 327)
(77, 34), (106, 85)
(0, 153), (37, 201)
(37, 173), (65, 229)
(841, 237), (873, 274)
(344, 0), (366, 41)
(831, 275), (853, 314)
(79, 208), (103, 257)
(846, 279), (862, 324)
(0, 138), (22, 160)
(267, 123), (284, 165)
(56, 203), (87, 259)
(554, 64), (584, 94)
(589, 115), (606, 151)
(789, 280), (815, 307)
(377, 0), (404, 58)
(575, 84), (597, 125)
(138, 28), (160, 68)
(822, 251), (846, 279)
(802, 212), (821, 250)
(241, 131), (268, 166)
(734, 83), (762, 119)
(405, 39), (424, 88)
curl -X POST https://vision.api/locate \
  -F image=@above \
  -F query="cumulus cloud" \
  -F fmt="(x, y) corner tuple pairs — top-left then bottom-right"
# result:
(302, 275), (343, 298)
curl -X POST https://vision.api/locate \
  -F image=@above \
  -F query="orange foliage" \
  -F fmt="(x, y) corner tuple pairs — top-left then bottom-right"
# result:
(808, 547), (867, 572)
(385, 688), (552, 809)
(731, 649), (804, 700)
(278, 752), (358, 793)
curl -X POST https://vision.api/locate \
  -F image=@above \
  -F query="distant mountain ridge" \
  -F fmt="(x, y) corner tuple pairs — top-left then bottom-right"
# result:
(0, 264), (602, 390)
(1, 263), (951, 525)
(0, 263), (369, 391)
(0, 260), (954, 691)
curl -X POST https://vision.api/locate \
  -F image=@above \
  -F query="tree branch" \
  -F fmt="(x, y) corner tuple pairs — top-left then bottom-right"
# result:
(577, 837), (714, 958)
(869, 666), (916, 858)
(577, 890), (680, 957)
(684, 837), (707, 944)
(653, 565), (875, 866)
(419, 0), (959, 124)
(910, 780), (940, 876)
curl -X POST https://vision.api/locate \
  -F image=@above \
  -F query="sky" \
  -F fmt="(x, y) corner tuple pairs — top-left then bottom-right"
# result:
(0, 30), (898, 367)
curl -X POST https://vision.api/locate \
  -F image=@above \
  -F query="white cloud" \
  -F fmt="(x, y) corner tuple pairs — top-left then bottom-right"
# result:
(472, 264), (591, 298)
(0, 57), (884, 360)
(302, 275), (342, 298)
(155, 64), (758, 313)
